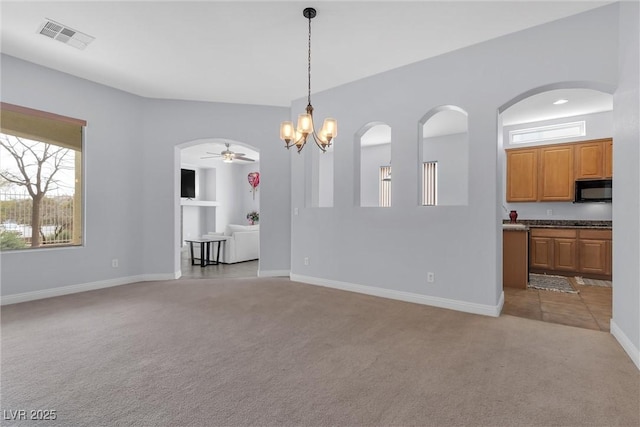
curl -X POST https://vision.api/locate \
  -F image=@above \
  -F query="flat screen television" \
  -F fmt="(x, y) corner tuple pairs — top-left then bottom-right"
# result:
(181, 168), (196, 198)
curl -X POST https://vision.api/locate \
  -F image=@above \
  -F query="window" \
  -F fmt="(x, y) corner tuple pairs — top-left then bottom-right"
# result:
(379, 165), (391, 207)
(422, 161), (437, 206)
(509, 121), (585, 144)
(0, 103), (85, 250)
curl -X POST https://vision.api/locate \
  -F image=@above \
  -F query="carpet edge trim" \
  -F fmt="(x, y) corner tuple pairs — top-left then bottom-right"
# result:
(0, 273), (176, 305)
(610, 319), (640, 371)
(291, 274), (502, 318)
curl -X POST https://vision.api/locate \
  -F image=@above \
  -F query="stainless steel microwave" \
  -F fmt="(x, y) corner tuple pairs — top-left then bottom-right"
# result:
(575, 179), (612, 203)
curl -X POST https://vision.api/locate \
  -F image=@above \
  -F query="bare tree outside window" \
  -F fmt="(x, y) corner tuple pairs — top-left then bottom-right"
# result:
(0, 133), (74, 248)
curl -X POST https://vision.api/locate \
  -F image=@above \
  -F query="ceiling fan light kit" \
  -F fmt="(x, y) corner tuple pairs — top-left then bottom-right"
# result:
(201, 143), (255, 163)
(280, 7), (337, 153)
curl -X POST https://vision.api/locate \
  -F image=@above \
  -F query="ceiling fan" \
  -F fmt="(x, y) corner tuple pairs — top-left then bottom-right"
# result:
(201, 143), (254, 163)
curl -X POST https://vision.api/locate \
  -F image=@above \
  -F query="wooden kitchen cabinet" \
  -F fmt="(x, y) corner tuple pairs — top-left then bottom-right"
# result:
(604, 139), (613, 178)
(503, 229), (529, 289)
(506, 139), (613, 203)
(575, 141), (604, 179)
(506, 149), (538, 202)
(575, 138), (613, 179)
(554, 238), (577, 271)
(578, 229), (612, 277)
(530, 228), (577, 272)
(539, 145), (574, 201)
(530, 236), (553, 270)
(529, 227), (611, 280)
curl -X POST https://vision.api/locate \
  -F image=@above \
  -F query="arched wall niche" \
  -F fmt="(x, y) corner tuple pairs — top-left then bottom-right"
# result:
(355, 122), (392, 207)
(418, 105), (469, 207)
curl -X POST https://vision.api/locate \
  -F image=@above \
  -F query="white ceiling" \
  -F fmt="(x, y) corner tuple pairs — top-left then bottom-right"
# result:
(2, 2), (614, 159)
(0, 0), (611, 107)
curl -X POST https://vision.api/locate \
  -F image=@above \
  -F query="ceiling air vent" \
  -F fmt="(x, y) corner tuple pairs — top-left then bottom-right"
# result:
(37, 19), (95, 50)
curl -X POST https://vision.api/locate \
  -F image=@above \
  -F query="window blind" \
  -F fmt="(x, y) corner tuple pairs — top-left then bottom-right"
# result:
(0, 102), (85, 151)
(423, 161), (437, 206)
(379, 165), (391, 207)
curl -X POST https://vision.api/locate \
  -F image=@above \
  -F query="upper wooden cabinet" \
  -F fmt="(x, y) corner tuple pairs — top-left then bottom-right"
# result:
(506, 149), (538, 202)
(506, 138), (613, 203)
(539, 145), (574, 201)
(604, 139), (613, 178)
(575, 138), (613, 179)
(575, 141), (604, 179)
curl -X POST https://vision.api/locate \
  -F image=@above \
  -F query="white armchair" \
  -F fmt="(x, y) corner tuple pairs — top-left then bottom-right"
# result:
(205, 224), (259, 264)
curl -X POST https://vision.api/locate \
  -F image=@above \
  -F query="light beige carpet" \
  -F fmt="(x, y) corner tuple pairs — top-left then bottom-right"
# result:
(1, 277), (638, 426)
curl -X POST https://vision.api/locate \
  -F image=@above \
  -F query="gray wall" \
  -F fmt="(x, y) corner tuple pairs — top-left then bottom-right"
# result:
(500, 111), (613, 221)
(0, 54), (291, 294)
(0, 54), (145, 294)
(612, 0), (640, 365)
(291, 5), (619, 313)
(318, 150), (334, 208)
(141, 99), (289, 276)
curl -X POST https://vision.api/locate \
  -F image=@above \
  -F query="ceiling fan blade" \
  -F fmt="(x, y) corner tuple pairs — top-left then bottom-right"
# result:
(200, 155), (219, 159)
(234, 156), (255, 162)
(233, 152), (246, 157)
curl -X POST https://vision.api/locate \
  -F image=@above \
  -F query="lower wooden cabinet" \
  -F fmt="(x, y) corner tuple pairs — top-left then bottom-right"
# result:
(554, 238), (577, 271)
(530, 237), (553, 270)
(578, 229), (612, 276)
(529, 227), (611, 280)
(503, 230), (529, 289)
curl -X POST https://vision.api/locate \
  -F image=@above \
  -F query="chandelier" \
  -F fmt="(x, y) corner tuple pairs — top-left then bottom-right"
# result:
(280, 7), (337, 153)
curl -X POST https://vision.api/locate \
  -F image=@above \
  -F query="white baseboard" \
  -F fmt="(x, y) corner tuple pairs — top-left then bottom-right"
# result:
(290, 274), (503, 318)
(0, 273), (177, 306)
(610, 319), (640, 371)
(258, 269), (291, 278)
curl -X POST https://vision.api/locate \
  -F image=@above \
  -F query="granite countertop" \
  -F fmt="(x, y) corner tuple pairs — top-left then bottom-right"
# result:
(502, 219), (612, 229)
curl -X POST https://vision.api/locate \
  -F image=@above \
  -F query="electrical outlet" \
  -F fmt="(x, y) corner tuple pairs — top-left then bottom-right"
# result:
(112, 259), (119, 268)
(294, 207), (299, 215)
(547, 209), (553, 216)
(304, 257), (309, 266)
(427, 272), (435, 283)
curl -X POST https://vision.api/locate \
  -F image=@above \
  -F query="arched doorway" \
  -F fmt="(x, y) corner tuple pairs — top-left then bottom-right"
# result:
(498, 83), (615, 331)
(176, 138), (261, 279)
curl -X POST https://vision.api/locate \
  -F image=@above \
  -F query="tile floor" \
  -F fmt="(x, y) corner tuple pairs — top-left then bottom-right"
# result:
(180, 246), (258, 279)
(503, 278), (612, 332)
